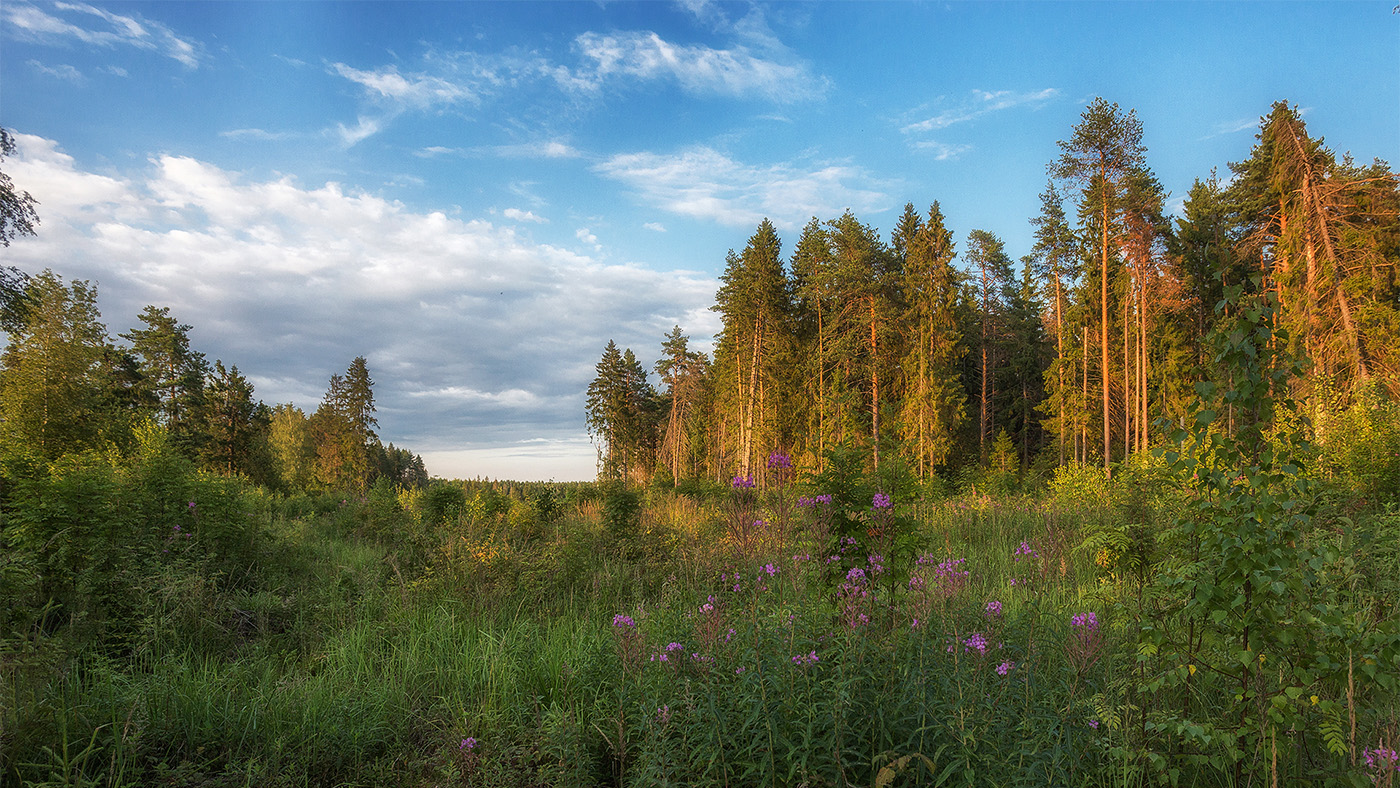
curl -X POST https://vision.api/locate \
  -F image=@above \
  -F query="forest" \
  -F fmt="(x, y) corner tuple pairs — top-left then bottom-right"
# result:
(0, 100), (1398, 787)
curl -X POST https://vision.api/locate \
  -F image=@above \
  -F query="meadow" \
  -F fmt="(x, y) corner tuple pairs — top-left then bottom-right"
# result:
(3, 425), (1398, 787)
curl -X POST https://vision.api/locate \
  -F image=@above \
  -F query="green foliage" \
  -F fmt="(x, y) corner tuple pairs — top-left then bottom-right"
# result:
(1144, 283), (1400, 783)
(1316, 380), (1400, 506)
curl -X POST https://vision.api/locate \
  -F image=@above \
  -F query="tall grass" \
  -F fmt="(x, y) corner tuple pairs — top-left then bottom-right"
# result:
(4, 476), (1395, 787)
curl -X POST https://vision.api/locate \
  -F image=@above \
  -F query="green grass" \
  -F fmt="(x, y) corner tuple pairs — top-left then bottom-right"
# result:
(3, 478), (1396, 787)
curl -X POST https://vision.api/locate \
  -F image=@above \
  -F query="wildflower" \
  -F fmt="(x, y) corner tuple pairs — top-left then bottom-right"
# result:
(872, 492), (892, 509)
(735, 666), (746, 674)
(814, 494), (832, 505)
(761, 562), (779, 577)
(791, 650), (819, 666)
(657, 705), (671, 726)
(996, 660), (1015, 675)
(767, 451), (792, 470)
(612, 614), (636, 629)
(1089, 719), (1100, 730)
(984, 600), (1003, 618)
(187, 501), (196, 510)
(1013, 541), (1039, 561)
(1070, 612), (1099, 632)
(963, 632), (988, 655)
(731, 475), (755, 489)
(460, 737), (477, 751)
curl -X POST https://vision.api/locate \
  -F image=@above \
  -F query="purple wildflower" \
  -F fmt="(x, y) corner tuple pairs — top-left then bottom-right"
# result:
(872, 492), (892, 510)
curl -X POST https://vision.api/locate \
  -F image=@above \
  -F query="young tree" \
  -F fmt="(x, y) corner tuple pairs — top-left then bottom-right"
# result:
(0, 271), (113, 461)
(269, 403), (314, 490)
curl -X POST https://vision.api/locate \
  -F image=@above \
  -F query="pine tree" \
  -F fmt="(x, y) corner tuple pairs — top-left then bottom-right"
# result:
(656, 326), (709, 484)
(1029, 182), (1082, 464)
(121, 306), (208, 454)
(1229, 101), (1400, 395)
(713, 219), (792, 480)
(827, 211), (901, 469)
(200, 360), (264, 477)
(897, 202), (966, 476)
(966, 229), (1015, 460)
(1052, 97), (1148, 472)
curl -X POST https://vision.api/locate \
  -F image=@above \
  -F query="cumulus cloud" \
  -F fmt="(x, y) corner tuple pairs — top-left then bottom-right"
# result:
(594, 146), (890, 231)
(903, 88), (1059, 136)
(3, 1), (202, 68)
(1, 133), (717, 479)
(643, 222), (667, 233)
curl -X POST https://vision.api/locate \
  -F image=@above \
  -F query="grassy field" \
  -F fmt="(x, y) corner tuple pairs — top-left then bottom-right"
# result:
(3, 444), (1399, 787)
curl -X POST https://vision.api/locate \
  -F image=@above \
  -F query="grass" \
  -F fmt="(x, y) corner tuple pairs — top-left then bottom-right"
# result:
(3, 474), (1397, 787)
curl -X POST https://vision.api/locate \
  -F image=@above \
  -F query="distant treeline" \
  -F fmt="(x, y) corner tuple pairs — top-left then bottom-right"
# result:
(588, 99), (1400, 486)
(0, 268), (427, 493)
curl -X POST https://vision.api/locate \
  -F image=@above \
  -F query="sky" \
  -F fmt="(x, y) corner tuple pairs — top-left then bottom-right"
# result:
(1, 1), (1396, 481)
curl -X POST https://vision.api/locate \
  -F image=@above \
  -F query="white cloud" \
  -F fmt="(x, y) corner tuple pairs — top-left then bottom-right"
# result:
(1, 134), (717, 481)
(503, 208), (547, 223)
(912, 140), (974, 161)
(220, 128), (298, 142)
(566, 30), (823, 102)
(1202, 117), (1259, 139)
(330, 62), (477, 108)
(594, 146), (891, 231)
(644, 222), (667, 233)
(576, 227), (602, 250)
(903, 88), (1059, 134)
(3, 1), (202, 68)
(25, 59), (83, 82)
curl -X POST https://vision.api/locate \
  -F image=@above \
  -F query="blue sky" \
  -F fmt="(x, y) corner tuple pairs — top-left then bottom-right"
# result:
(2, 1), (1396, 480)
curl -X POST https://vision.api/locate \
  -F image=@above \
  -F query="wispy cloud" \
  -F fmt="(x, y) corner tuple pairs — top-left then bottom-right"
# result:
(594, 146), (890, 230)
(26, 58), (83, 82)
(564, 30), (824, 102)
(220, 128), (299, 142)
(330, 62), (477, 109)
(1201, 117), (1259, 139)
(912, 140), (974, 161)
(643, 222), (667, 233)
(3, 1), (202, 68)
(903, 88), (1059, 134)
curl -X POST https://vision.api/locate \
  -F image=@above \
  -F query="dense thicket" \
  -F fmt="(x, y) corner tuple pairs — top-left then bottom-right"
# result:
(589, 100), (1399, 492)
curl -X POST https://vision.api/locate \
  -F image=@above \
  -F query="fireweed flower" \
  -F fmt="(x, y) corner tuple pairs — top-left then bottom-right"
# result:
(1013, 541), (1039, 561)
(731, 475), (755, 489)
(996, 660), (1015, 675)
(984, 600), (1003, 618)
(612, 614), (636, 629)
(1363, 747), (1400, 777)
(872, 492), (892, 509)
(791, 650), (819, 666)
(963, 632), (989, 655)
(767, 451), (792, 470)
(460, 737), (477, 751)
(1088, 719), (1100, 730)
